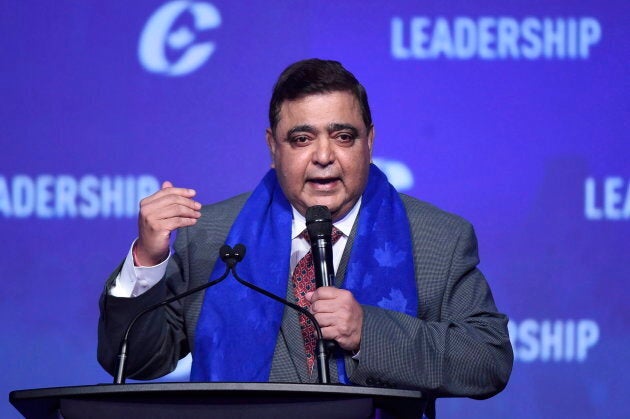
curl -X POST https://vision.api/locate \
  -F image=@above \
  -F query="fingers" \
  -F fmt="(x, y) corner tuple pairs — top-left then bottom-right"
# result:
(142, 183), (197, 206)
(139, 196), (202, 235)
(308, 287), (352, 309)
(142, 195), (202, 220)
(140, 181), (201, 221)
(307, 287), (363, 351)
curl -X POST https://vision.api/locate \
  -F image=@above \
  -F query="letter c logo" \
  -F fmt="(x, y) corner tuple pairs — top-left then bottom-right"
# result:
(139, 1), (221, 76)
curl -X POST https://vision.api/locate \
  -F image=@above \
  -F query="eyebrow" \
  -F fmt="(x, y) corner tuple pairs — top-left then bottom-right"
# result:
(328, 123), (359, 137)
(287, 124), (317, 137)
(286, 123), (360, 137)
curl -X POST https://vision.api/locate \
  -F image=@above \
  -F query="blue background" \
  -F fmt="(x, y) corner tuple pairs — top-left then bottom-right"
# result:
(2, 1), (628, 417)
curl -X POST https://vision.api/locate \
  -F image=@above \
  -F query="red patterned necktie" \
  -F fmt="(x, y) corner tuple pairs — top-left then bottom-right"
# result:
(291, 226), (343, 375)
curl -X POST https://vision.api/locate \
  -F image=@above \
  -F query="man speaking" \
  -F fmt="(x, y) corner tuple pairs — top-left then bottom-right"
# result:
(98, 59), (512, 417)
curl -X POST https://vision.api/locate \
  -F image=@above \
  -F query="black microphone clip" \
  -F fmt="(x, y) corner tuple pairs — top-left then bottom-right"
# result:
(220, 245), (238, 268)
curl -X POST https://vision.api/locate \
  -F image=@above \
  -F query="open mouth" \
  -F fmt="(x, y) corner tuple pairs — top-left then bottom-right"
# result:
(307, 177), (341, 191)
(309, 177), (340, 186)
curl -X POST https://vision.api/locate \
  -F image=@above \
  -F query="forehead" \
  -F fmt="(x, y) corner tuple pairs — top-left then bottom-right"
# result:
(276, 91), (364, 131)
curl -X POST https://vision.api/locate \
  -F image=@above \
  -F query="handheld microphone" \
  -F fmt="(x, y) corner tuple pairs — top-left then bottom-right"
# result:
(306, 205), (335, 288)
(114, 245), (239, 384)
(306, 205), (340, 358)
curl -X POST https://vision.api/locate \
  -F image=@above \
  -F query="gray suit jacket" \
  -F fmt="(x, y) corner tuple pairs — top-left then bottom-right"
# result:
(98, 193), (513, 418)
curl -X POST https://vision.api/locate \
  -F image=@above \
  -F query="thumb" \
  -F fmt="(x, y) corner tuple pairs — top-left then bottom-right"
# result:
(162, 180), (174, 189)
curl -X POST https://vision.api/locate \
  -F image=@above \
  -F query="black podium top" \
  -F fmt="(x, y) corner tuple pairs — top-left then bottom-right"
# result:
(10, 382), (424, 419)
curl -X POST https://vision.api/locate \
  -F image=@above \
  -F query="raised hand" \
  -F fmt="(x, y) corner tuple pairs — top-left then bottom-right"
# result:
(134, 181), (201, 266)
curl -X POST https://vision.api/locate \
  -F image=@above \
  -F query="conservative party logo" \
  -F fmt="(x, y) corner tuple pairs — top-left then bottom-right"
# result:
(138, 1), (221, 76)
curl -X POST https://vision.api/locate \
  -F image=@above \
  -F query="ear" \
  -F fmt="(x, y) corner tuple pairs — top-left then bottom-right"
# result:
(265, 128), (276, 168)
(367, 124), (375, 161)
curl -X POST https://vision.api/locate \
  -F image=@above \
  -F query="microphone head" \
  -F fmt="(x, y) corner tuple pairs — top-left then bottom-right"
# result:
(219, 245), (234, 263)
(233, 244), (246, 261)
(306, 205), (332, 241)
(306, 205), (332, 224)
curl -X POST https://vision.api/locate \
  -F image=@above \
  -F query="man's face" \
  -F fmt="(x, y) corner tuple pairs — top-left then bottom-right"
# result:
(266, 91), (374, 220)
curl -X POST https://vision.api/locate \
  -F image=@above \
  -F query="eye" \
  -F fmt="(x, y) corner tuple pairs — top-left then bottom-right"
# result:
(336, 132), (356, 145)
(288, 135), (311, 146)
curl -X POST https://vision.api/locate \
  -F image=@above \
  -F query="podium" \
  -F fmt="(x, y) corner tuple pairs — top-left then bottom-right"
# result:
(10, 382), (424, 418)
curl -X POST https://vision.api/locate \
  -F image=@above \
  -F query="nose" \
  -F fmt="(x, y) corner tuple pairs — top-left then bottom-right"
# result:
(312, 137), (334, 166)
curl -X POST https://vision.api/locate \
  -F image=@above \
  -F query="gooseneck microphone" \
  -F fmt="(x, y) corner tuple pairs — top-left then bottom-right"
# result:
(114, 245), (239, 384)
(228, 244), (331, 384)
(114, 243), (331, 385)
(306, 206), (335, 288)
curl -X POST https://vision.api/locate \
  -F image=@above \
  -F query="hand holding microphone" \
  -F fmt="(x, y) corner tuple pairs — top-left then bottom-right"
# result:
(305, 206), (363, 353)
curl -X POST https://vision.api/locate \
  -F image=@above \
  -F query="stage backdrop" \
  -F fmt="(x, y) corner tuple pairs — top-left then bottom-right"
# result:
(2, 1), (628, 418)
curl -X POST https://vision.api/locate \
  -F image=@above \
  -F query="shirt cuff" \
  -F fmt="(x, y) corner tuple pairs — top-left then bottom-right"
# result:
(109, 239), (171, 298)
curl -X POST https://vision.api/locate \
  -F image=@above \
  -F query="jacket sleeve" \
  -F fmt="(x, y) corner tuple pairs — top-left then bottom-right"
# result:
(346, 220), (513, 399)
(97, 238), (191, 380)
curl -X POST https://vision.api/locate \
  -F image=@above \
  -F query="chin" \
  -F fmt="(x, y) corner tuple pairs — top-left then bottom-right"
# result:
(302, 195), (351, 218)
(308, 199), (340, 212)
(326, 204), (348, 220)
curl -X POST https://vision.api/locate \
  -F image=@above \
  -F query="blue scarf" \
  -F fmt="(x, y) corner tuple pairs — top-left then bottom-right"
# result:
(191, 164), (417, 382)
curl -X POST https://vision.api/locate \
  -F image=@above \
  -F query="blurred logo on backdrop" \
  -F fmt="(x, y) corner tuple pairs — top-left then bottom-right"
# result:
(139, 1), (221, 76)
(391, 16), (602, 60)
(373, 158), (414, 191)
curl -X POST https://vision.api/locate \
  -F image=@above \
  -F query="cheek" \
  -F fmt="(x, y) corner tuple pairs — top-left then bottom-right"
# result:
(346, 159), (371, 193)
(276, 158), (306, 190)
(283, 153), (311, 175)
(343, 150), (370, 177)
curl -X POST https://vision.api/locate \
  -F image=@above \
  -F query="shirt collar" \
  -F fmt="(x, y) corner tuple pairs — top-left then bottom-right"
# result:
(291, 197), (362, 240)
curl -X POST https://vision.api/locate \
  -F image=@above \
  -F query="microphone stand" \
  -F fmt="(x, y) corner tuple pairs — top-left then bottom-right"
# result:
(114, 244), (331, 385)
(114, 246), (237, 384)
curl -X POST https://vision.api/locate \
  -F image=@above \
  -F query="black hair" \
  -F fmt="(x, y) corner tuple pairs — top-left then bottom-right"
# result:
(268, 59), (372, 132)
